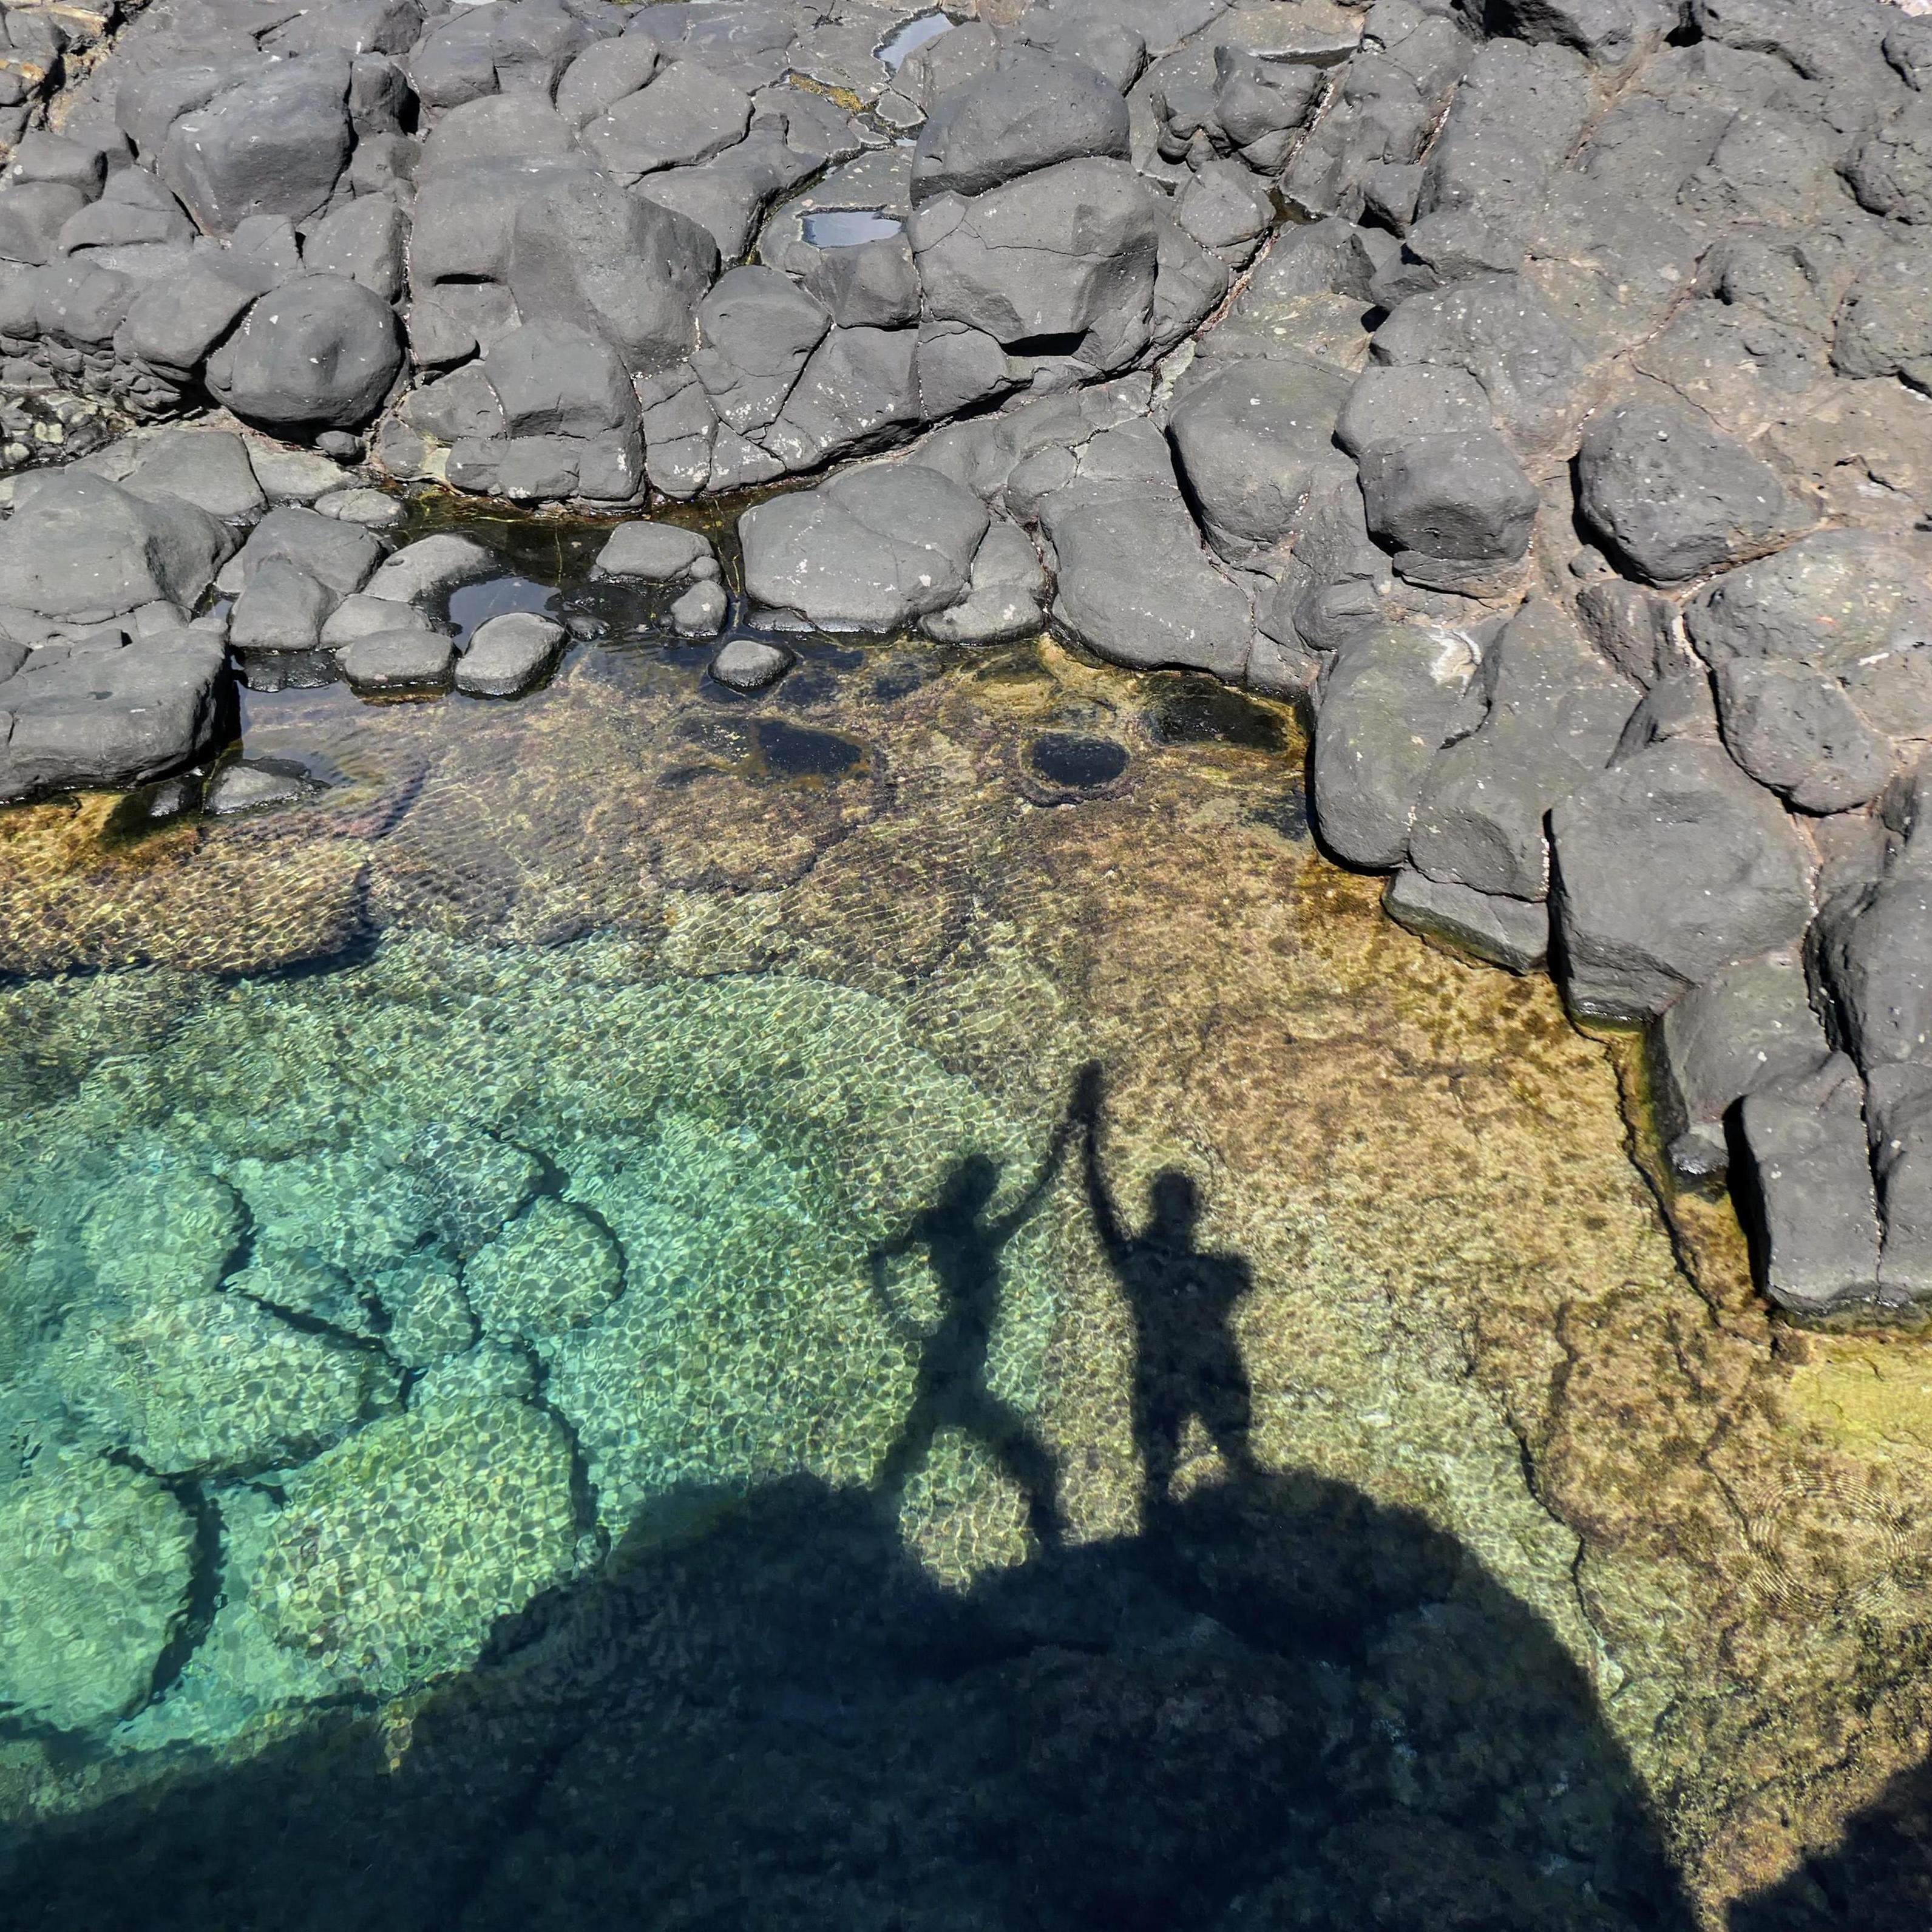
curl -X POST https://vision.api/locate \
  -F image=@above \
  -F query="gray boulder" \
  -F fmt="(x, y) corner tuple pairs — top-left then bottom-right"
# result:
(1167, 356), (1353, 559)
(1870, 1063), (1932, 1301)
(1383, 868), (1550, 974)
(740, 464), (989, 629)
(1737, 1054), (1882, 1313)
(0, 470), (234, 623)
(0, 631), (229, 801)
(205, 759), (307, 814)
(1812, 869), (1932, 1069)
(1713, 658), (1894, 815)
(338, 629), (456, 693)
(119, 260), (260, 379)
(1334, 362), (1493, 458)
(456, 612), (564, 697)
(1575, 395), (1805, 587)
(757, 324), (923, 471)
(1357, 430), (1539, 589)
(303, 194), (408, 303)
(236, 506), (382, 597)
(91, 428), (264, 522)
(1652, 951), (1832, 1179)
(483, 320), (640, 439)
(361, 534), (494, 604)
(578, 59), (753, 180)
(911, 49), (1131, 203)
(923, 521), (1047, 646)
(594, 521), (714, 581)
(910, 157), (1162, 374)
(1409, 598), (1637, 900)
(1369, 274), (1588, 458)
(229, 557), (336, 654)
(709, 637), (793, 691)
(1845, 98), (1932, 226)
(157, 55), (354, 236)
(506, 166), (718, 375)
(1833, 240), (1932, 391)
(1312, 622), (1481, 870)
(1684, 532), (1932, 674)
(692, 267), (831, 434)
(206, 276), (404, 432)
(1550, 740), (1815, 1020)
(671, 581), (728, 638)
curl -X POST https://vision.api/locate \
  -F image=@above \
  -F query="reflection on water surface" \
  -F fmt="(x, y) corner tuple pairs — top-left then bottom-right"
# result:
(2, 530), (1931, 1924)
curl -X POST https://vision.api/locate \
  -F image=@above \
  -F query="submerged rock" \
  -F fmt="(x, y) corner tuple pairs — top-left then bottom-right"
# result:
(0, 1451), (196, 1734)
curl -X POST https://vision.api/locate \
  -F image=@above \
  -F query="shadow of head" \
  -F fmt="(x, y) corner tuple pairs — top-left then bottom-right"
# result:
(935, 1150), (1003, 1221)
(1145, 1167), (1201, 1245)
(0, 1467), (1698, 1932)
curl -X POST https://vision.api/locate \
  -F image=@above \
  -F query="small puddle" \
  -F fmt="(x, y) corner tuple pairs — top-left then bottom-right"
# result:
(876, 9), (954, 71)
(800, 208), (904, 247)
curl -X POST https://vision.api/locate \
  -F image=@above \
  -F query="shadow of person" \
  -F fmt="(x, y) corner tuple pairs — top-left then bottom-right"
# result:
(1074, 1062), (1258, 1516)
(1728, 1749), (1932, 1931)
(869, 1133), (1069, 1547)
(0, 1465), (1701, 1932)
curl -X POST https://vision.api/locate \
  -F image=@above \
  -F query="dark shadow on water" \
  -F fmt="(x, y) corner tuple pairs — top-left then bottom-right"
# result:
(1076, 1065), (1260, 1517)
(0, 1073), (1709, 1929)
(872, 1131), (1071, 1548)
(0, 1465), (1696, 1931)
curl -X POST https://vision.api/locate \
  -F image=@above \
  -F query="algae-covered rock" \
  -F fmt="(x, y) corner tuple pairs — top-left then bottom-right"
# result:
(226, 1243), (379, 1340)
(254, 1358), (580, 1696)
(463, 1195), (624, 1341)
(46, 1292), (391, 1477)
(0, 1449), (195, 1733)
(405, 1125), (544, 1258)
(369, 1252), (478, 1368)
(81, 1150), (245, 1301)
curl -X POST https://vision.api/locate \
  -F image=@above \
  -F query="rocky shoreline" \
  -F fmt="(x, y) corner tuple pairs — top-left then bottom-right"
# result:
(1, 0), (1931, 1318)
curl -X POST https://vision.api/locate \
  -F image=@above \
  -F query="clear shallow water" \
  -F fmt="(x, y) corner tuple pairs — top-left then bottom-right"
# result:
(1, 524), (1930, 1925)
(799, 207), (906, 247)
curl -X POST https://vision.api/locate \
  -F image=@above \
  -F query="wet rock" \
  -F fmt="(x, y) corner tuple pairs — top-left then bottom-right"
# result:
(0, 1451), (195, 1734)
(371, 1255), (478, 1371)
(457, 612), (564, 697)
(1738, 1053), (1882, 1313)
(1652, 944), (1831, 1180)
(1312, 621), (1480, 870)
(1409, 599), (1637, 901)
(206, 275), (405, 433)
(253, 1362), (580, 1696)
(205, 759), (310, 815)
(710, 637), (794, 691)
(361, 533), (493, 604)
(671, 581), (728, 639)
(338, 629), (456, 694)
(1550, 741), (1815, 1021)
(740, 463), (989, 629)
(594, 520), (714, 581)
(466, 1195), (625, 1342)
(1383, 868), (1550, 974)
(48, 1290), (387, 1477)
(320, 594), (439, 649)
